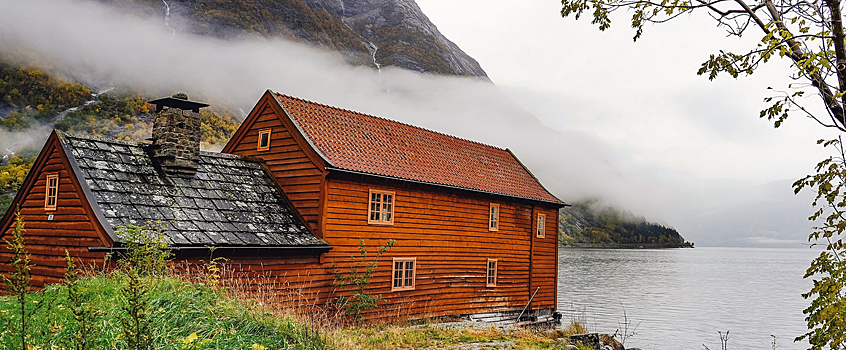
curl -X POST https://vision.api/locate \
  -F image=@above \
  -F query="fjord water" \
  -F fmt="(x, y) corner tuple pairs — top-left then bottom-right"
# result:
(558, 247), (819, 350)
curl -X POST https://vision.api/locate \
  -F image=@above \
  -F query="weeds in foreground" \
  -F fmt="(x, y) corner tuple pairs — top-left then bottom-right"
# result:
(1, 274), (328, 349)
(116, 223), (173, 350)
(333, 322), (573, 350)
(702, 330), (729, 350)
(332, 238), (395, 322)
(116, 222), (173, 277)
(612, 303), (640, 347)
(203, 247), (224, 288)
(563, 319), (588, 335)
(64, 250), (97, 350)
(119, 266), (154, 350)
(1, 208), (49, 350)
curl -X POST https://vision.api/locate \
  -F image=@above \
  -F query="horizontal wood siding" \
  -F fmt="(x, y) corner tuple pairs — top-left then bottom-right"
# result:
(320, 175), (551, 319)
(173, 255), (331, 308)
(531, 206), (559, 311)
(0, 141), (107, 288)
(227, 104), (323, 234)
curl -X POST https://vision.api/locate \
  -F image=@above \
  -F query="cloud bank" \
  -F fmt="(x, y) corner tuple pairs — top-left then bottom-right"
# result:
(0, 0), (819, 246)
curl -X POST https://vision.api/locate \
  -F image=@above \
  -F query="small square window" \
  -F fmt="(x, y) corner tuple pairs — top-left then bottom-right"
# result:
(537, 213), (546, 238)
(257, 129), (271, 151)
(489, 203), (499, 231)
(45, 173), (59, 211)
(486, 259), (497, 287)
(368, 189), (394, 225)
(392, 257), (416, 291)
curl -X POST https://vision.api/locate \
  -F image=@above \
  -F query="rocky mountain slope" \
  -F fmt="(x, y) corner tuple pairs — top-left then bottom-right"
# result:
(304, 0), (488, 77)
(96, 0), (487, 78)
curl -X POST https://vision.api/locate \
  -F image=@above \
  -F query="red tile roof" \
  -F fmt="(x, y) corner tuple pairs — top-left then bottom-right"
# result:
(273, 92), (563, 204)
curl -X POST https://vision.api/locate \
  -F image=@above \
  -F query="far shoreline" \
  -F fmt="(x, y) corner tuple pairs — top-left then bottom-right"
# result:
(560, 242), (695, 249)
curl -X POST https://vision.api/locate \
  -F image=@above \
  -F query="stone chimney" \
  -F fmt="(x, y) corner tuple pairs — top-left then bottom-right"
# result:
(148, 93), (209, 175)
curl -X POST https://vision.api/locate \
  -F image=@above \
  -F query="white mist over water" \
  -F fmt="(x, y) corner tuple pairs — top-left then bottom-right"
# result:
(0, 0), (821, 246)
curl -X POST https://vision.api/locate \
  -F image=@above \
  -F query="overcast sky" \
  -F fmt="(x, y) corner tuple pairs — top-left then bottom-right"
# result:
(415, 0), (839, 246)
(0, 0), (834, 246)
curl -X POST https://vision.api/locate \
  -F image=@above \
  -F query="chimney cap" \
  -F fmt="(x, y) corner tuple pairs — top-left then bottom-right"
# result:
(149, 97), (210, 113)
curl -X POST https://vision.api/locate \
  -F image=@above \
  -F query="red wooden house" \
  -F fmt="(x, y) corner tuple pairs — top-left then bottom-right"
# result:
(1, 91), (566, 322)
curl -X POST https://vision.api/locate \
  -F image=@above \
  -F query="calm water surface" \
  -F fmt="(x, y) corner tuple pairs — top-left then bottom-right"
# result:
(557, 247), (819, 350)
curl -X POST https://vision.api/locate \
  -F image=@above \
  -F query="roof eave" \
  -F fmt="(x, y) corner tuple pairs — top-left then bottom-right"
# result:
(88, 244), (333, 253)
(326, 166), (567, 207)
(504, 148), (567, 205)
(56, 130), (121, 244)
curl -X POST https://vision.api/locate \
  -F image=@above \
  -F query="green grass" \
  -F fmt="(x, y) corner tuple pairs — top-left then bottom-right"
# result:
(0, 274), (327, 350)
(0, 272), (584, 350)
(333, 324), (572, 349)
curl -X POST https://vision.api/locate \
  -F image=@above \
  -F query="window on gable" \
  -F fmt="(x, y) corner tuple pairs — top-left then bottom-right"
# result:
(368, 190), (394, 224)
(257, 129), (271, 151)
(537, 213), (546, 238)
(486, 258), (497, 287)
(489, 203), (499, 231)
(392, 257), (416, 291)
(45, 173), (59, 211)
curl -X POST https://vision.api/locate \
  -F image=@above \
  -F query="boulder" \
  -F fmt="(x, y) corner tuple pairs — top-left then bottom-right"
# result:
(600, 334), (625, 350)
(569, 333), (601, 349)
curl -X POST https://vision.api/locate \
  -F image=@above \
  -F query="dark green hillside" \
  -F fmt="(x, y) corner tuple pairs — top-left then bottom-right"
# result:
(0, 155), (34, 214)
(0, 61), (91, 130)
(0, 59), (239, 146)
(559, 199), (693, 248)
(51, 93), (238, 145)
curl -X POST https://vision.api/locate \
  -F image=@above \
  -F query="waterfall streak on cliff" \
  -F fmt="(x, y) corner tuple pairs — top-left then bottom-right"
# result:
(162, 0), (176, 41)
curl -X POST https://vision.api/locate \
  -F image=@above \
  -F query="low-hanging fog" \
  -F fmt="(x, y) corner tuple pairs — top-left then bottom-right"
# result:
(0, 0), (825, 246)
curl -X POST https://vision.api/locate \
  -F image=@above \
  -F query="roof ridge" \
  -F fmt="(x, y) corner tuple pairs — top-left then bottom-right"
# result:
(273, 93), (508, 152)
(198, 150), (248, 160)
(62, 131), (147, 147)
(63, 132), (255, 162)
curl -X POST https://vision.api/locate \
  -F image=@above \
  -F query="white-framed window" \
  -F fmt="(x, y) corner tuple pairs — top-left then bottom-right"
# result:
(45, 173), (59, 211)
(486, 258), (497, 287)
(537, 213), (546, 238)
(257, 129), (271, 151)
(392, 257), (416, 291)
(368, 189), (394, 225)
(489, 203), (499, 231)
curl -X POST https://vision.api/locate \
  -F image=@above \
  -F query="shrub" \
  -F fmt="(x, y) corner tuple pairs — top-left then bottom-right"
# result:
(333, 238), (395, 322)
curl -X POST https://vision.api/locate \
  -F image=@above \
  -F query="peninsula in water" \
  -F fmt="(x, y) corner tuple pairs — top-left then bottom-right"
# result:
(559, 199), (693, 248)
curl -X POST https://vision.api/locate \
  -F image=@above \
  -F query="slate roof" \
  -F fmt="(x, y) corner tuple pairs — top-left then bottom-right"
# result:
(58, 132), (328, 248)
(272, 93), (564, 204)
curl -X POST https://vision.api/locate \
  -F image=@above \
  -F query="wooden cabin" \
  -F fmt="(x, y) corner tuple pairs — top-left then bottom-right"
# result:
(1, 91), (566, 322)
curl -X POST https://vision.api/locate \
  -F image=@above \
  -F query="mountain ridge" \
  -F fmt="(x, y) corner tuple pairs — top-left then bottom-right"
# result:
(94, 0), (487, 78)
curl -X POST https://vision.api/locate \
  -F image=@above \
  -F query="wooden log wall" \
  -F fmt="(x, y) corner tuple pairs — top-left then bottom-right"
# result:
(531, 205), (559, 310)
(0, 138), (108, 288)
(318, 173), (559, 318)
